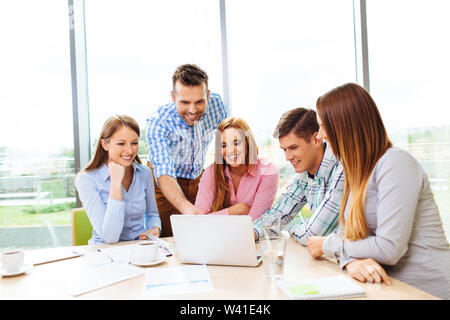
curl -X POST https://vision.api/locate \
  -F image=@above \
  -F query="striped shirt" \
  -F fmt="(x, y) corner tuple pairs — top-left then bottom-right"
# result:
(253, 143), (344, 245)
(145, 93), (229, 182)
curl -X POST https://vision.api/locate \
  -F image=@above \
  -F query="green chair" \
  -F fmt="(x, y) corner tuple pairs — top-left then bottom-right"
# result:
(71, 208), (93, 246)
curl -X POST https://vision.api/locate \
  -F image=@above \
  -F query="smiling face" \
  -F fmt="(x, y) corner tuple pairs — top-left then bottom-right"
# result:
(171, 80), (210, 126)
(101, 126), (139, 167)
(279, 131), (324, 175)
(220, 127), (247, 168)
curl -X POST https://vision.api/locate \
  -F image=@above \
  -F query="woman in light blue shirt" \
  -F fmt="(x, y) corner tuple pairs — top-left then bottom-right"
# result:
(75, 115), (161, 244)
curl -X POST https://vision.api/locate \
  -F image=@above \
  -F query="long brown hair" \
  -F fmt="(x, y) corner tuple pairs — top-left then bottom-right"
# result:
(316, 83), (392, 241)
(84, 115), (142, 172)
(212, 117), (258, 212)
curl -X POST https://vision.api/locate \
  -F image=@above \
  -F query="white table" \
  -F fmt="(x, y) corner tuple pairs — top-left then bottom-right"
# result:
(0, 237), (438, 300)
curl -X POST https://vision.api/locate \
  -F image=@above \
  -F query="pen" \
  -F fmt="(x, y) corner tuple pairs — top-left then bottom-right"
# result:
(144, 232), (172, 248)
(144, 233), (174, 256)
(96, 248), (114, 263)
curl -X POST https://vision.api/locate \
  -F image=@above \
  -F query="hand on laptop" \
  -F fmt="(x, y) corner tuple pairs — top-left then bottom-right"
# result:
(181, 202), (206, 215)
(228, 203), (250, 215)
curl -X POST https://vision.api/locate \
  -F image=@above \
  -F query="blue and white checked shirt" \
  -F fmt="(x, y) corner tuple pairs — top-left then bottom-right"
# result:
(75, 162), (161, 244)
(254, 143), (344, 245)
(145, 93), (229, 182)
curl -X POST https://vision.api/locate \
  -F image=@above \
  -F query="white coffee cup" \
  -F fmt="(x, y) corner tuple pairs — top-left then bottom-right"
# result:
(131, 241), (159, 264)
(1, 249), (24, 273)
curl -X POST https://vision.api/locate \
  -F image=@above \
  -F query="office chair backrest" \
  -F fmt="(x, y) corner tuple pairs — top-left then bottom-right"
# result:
(71, 208), (93, 246)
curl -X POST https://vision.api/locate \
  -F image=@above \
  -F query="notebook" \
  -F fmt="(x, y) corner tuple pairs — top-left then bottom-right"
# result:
(277, 275), (366, 300)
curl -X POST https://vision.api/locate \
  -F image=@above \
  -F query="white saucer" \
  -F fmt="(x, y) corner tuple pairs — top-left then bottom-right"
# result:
(0, 264), (33, 277)
(130, 254), (167, 267)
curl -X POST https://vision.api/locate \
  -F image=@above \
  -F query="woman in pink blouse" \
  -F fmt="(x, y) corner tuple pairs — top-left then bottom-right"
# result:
(195, 117), (279, 220)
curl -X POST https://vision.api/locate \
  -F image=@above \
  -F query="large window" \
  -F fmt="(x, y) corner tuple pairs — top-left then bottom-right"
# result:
(0, 1), (74, 249)
(84, 0), (224, 164)
(2, 0), (449, 250)
(366, 0), (450, 240)
(226, 0), (357, 192)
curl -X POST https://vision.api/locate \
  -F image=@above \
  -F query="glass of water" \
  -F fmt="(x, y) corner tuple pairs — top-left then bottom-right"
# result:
(260, 236), (287, 280)
(261, 215), (281, 240)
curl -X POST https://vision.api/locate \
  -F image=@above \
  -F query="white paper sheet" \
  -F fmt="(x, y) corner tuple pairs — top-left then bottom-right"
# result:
(144, 264), (214, 297)
(101, 243), (171, 262)
(100, 244), (138, 263)
(64, 252), (145, 296)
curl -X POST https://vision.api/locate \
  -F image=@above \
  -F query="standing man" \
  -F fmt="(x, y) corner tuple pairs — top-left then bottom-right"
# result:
(146, 64), (229, 237)
(253, 108), (344, 245)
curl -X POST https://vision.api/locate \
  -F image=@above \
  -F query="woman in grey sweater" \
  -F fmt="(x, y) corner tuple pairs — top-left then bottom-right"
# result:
(306, 83), (450, 299)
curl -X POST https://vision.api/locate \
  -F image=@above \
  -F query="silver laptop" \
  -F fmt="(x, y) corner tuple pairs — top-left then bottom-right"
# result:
(170, 215), (262, 267)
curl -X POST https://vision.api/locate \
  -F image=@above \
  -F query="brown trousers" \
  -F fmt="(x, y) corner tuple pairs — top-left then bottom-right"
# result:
(148, 162), (203, 237)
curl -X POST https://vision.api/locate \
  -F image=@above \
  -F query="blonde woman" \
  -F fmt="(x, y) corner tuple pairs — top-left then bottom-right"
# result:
(306, 83), (450, 299)
(195, 117), (279, 220)
(75, 115), (161, 244)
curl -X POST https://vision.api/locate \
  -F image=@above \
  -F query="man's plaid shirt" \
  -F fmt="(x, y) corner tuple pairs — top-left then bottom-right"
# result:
(254, 143), (344, 245)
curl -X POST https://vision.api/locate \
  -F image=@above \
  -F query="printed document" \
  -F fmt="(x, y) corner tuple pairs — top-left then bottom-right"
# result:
(144, 264), (214, 297)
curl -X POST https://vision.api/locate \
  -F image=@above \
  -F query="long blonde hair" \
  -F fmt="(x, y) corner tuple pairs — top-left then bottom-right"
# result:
(212, 117), (258, 212)
(316, 83), (392, 241)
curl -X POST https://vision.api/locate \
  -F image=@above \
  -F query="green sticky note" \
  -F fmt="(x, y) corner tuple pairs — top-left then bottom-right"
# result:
(289, 284), (319, 295)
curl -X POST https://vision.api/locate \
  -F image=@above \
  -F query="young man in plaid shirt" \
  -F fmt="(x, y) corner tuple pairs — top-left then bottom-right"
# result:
(253, 108), (344, 245)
